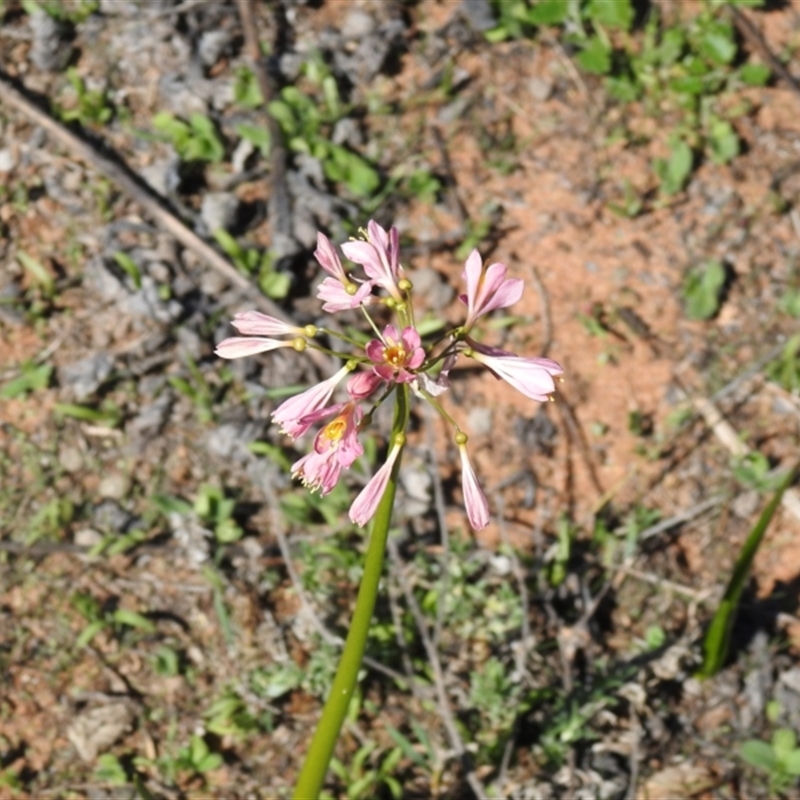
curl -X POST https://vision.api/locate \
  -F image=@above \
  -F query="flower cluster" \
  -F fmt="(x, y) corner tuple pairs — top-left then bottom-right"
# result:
(215, 220), (563, 530)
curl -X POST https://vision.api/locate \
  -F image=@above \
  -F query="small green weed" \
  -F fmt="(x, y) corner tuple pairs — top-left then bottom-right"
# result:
(766, 334), (800, 393)
(212, 229), (291, 300)
(193, 483), (243, 545)
(683, 260), (727, 320)
(152, 112), (225, 163)
(741, 728), (800, 796)
(22, 0), (98, 23)
(54, 401), (122, 428)
(204, 688), (264, 738)
(329, 742), (403, 800)
(732, 452), (785, 493)
(72, 591), (156, 649)
(264, 60), (380, 198)
(168, 354), (224, 424)
(0, 361), (52, 400)
(57, 68), (113, 127)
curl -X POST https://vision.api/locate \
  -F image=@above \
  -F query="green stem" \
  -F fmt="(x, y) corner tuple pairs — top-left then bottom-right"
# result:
(292, 387), (408, 799)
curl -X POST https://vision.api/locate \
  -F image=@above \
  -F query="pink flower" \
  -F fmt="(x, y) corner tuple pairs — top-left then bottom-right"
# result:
(291, 401), (364, 494)
(347, 371), (383, 400)
(315, 232), (373, 312)
(366, 325), (425, 384)
(291, 448), (344, 495)
(215, 336), (298, 359)
(216, 310), (314, 359)
(349, 436), (404, 527)
(230, 310), (310, 337)
(460, 249), (524, 330)
(458, 442), (489, 530)
(272, 365), (352, 438)
(301, 401), (363, 467)
(466, 342), (563, 402)
(341, 220), (404, 301)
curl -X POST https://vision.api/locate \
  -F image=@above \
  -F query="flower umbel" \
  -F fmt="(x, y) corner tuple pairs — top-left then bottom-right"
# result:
(215, 220), (563, 528)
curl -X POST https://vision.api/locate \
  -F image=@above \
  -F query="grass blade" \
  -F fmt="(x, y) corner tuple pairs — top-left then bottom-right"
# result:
(698, 458), (800, 678)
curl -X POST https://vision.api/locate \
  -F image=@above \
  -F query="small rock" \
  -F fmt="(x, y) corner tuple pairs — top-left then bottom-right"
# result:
(642, 763), (715, 800)
(198, 29), (230, 68)
(60, 353), (114, 402)
(205, 421), (263, 463)
(84, 256), (128, 304)
(98, 472), (131, 501)
(200, 191), (240, 233)
(467, 407), (492, 436)
(331, 117), (363, 148)
(0, 148), (17, 173)
(67, 702), (135, 762)
(121, 275), (181, 322)
(59, 445), (84, 473)
(408, 267), (454, 311)
(399, 458), (432, 518)
(528, 77), (554, 102)
(170, 512), (212, 565)
(74, 528), (104, 549)
(342, 9), (375, 39)
(125, 395), (172, 454)
(140, 158), (181, 198)
(732, 489), (759, 518)
(459, 0), (497, 32)
(29, 8), (73, 72)
(779, 666), (800, 695)
(92, 500), (134, 533)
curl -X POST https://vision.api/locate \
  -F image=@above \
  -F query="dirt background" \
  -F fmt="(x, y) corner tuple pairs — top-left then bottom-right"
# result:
(1, 0), (800, 798)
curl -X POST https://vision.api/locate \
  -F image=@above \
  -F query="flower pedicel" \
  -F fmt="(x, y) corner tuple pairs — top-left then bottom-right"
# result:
(215, 221), (563, 530)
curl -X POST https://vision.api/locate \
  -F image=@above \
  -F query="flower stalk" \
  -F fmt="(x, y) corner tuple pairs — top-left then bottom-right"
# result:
(292, 386), (409, 799)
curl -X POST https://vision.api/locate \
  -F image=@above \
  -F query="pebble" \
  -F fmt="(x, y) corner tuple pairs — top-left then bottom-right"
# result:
(0, 148), (17, 173)
(58, 445), (84, 473)
(459, 0), (497, 32)
(200, 191), (240, 233)
(408, 267), (454, 311)
(60, 353), (115, 402)
(467, 406), (493, 436)
(98, 471), (132, 501)
(28, 8), (72, 72)
(92, 500), (135, 533)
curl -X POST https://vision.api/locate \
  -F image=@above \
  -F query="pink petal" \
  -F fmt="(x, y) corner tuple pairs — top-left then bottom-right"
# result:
(347, 371), (382, 399)
(292, 449), (342, 495)
(315, 232), (346, 281)
(365, 339), (385, 363)
(272, 366), (351, 437)
(461, 249), (483, 307)
(459, 444), (490, 530)
(317, 276), (373, 313)
(349, 442), (403, 527)
(399, 326), (421, 351)
(215, 337), (291, 359)
(231, 311), (302, 337)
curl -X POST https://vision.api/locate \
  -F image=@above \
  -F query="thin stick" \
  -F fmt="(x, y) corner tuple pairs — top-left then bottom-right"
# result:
(639, 496), (722, 541)
(729, 6), (800, 100)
